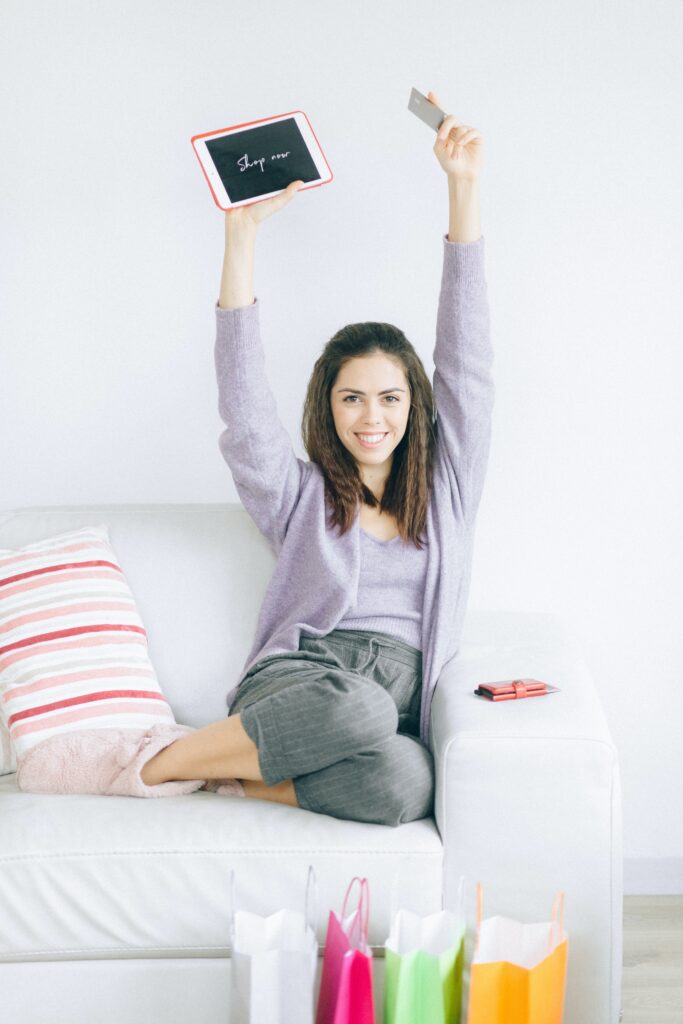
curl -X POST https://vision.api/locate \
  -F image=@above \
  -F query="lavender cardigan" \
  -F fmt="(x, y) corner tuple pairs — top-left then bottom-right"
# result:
(214, 233), (494, 747)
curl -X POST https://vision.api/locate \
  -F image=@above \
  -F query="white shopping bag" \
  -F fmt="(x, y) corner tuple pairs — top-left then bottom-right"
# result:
(228, 865), (319, 1024)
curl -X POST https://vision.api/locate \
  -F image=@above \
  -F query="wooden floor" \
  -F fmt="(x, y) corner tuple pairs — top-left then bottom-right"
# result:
(622, 896), (683, 1023)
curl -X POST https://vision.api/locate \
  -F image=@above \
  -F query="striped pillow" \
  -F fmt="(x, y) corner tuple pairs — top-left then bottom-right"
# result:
(0, 524), (175, 765)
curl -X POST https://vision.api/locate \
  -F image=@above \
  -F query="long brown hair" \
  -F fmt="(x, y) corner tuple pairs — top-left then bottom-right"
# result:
(301, 321), (436, 550)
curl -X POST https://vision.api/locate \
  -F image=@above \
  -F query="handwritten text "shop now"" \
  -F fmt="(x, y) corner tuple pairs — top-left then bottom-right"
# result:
(237, 151), (291, 173)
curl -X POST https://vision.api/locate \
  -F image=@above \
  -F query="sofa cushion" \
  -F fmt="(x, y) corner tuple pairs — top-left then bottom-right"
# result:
(0, 775), (443, 960)
(0, 526), (176, 766)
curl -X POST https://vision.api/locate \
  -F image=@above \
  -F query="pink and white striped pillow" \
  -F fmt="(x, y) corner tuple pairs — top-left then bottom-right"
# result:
(0, 524), (175, 767)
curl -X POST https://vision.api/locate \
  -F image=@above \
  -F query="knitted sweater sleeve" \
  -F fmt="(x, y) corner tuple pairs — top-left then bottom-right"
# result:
(214, 297), (306, 553)
(432, 234), (495, 525)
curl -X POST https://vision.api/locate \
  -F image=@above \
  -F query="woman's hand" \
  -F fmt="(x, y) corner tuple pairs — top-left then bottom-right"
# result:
(225, 179), (304, 237)
(428, 91), (484, 182)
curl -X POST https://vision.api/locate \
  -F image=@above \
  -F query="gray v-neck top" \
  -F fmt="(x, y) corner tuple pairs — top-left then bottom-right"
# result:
(334, 528), (429, 651)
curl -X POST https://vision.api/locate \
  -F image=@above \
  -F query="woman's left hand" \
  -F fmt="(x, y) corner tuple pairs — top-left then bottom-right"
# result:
(429, 90), (484, 182)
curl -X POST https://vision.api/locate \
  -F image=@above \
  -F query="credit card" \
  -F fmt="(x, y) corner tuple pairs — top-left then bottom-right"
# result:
(407, 87), (448, 132)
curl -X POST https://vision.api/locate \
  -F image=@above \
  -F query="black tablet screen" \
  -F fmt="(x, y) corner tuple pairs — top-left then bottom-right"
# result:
(205, 117), (321, 202)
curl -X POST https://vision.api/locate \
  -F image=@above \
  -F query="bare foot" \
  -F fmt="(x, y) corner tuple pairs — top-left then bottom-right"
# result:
(140, 751), (166, 786)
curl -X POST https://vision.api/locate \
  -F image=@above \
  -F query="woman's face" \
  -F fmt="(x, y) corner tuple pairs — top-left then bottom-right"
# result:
(330, 353), (411, 486)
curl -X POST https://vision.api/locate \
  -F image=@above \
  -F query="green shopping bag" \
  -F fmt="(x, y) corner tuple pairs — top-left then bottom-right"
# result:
(383, 873), (465, 1024)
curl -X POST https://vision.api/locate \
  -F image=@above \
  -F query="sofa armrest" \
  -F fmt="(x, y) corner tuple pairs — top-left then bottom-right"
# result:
(429, 609), (623, 1024)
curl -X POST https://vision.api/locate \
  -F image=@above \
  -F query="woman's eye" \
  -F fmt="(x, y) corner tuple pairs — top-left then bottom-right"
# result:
(343, 395), (398, 403)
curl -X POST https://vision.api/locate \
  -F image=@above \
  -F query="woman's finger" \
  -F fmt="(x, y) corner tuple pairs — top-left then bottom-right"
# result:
(437, 114), (465, 141)
(455, 129), (481, 146)
(441, 124), (479, 149)
(277, 181), (302, 204)
(437, 114), (456, 138)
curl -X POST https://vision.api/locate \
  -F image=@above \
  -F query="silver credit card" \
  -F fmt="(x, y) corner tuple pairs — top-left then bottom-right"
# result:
(407, 87), (447, 132)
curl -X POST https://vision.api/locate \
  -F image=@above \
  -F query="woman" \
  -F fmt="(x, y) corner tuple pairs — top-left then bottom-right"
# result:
(139, 92), (491, 828)
(20, 93), (493, 827)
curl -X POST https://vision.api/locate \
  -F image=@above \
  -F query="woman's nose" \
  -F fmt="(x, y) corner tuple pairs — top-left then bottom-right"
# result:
(362, 406), (382, 422)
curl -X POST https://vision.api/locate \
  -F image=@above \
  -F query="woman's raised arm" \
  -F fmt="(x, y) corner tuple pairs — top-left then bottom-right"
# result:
(218, 180), (303, 310)
(214, 179), (307, 553)
(428, 91), (493, 524)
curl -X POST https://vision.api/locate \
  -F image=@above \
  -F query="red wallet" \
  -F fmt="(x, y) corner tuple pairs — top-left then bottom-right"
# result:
(474, 678), (560, 700)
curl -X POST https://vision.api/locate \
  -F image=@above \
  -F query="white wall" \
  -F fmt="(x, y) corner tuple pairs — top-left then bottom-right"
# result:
(1, 0), (681, 893)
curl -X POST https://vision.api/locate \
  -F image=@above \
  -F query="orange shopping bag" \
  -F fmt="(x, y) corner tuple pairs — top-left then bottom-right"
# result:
(466, 882), (568, 1024)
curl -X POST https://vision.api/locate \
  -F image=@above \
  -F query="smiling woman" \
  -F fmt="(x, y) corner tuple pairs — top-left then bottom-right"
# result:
(301, 321), (437, 550)
(331, 354), (412, 489)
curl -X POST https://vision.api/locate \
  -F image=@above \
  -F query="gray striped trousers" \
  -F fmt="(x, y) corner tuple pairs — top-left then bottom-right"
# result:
(227, 628), (434, 827)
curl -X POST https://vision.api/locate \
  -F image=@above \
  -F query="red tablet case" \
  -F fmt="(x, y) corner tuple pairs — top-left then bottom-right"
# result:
(190, 109), (333, 212)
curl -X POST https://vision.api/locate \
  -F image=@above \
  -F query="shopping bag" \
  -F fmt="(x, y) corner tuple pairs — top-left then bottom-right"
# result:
(316, 876), (374, 1024)
(228, 864), (319, 1024)
(466, 881), (568, 1024)
(383, 872), (465, 1024)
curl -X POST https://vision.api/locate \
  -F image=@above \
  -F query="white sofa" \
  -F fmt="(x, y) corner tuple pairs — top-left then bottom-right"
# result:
(0, 504), (623, 1024)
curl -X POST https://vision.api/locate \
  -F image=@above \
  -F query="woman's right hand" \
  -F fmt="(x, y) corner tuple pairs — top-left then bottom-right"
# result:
(225, 180), (305, 235)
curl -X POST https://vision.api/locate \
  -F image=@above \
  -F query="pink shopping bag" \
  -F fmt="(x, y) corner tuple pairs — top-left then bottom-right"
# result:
(315, 876), (374, 1024)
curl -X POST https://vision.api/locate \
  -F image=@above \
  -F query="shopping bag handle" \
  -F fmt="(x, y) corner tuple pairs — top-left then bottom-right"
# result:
(227, 865), (319, 944)
(389, 866), (464, 922)
(341, 876), (370, 943)
(453, 873), (465, 918)
(474, 882), (566, 956)
(549, 890), (565, 951)
(228, 867), (236, 948)
(305, 864), (319, 936)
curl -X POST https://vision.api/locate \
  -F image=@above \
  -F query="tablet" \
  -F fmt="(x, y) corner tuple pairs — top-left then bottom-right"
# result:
(191, 109), (333, 211)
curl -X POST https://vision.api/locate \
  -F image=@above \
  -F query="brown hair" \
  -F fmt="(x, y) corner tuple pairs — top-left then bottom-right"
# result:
(301, 321), (436, 550)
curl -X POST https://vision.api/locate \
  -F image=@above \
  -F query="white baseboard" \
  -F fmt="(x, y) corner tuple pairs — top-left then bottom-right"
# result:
(624, 857), (683, 894)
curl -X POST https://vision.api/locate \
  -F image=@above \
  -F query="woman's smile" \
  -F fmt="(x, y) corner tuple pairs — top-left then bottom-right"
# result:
(354, 432), (389, 448)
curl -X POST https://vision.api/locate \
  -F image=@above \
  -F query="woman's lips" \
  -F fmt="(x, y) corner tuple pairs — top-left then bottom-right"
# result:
(355, 432), (388, 449)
